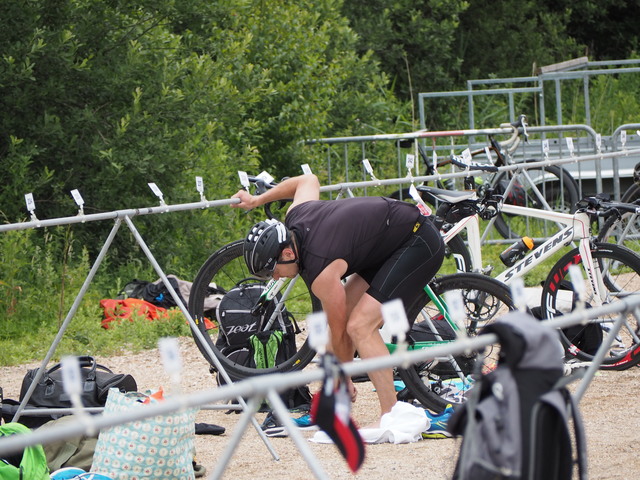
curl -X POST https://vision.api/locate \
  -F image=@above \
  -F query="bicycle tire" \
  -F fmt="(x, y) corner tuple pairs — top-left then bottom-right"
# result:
(188, 240), (321, 380)
(539, 242), (640, 370)
(398, 273), (515, 412)
(597, 183), (640, 256)
(492, 162), (580, 239)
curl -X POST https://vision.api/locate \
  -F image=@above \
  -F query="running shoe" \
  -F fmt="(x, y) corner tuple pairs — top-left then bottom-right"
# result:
(261, 412), (287, 437)
(422, 404), (455, 439)
(261, 412), (317, 437)
(292, 413), (317, 430)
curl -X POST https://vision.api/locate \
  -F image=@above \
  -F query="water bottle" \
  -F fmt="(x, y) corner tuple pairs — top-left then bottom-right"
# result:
(500, 236), (535, 267)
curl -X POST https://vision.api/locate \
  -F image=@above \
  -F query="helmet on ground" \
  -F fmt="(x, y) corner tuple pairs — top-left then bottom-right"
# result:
(243, 219), (291, 279)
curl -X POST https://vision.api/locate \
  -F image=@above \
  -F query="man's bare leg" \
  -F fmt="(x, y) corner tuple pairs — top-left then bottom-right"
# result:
(347, 293), (396, 425)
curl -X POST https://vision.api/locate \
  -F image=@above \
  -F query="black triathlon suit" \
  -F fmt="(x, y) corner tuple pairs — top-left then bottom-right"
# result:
(285, 196), (445, 323)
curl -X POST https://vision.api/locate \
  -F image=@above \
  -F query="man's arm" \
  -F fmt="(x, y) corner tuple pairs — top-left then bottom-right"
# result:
(311, 259), (354, 363)
(231, 174), (320, 212)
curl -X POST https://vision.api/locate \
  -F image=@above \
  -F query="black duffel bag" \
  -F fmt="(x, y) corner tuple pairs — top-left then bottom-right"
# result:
(20, 356), (137, 408)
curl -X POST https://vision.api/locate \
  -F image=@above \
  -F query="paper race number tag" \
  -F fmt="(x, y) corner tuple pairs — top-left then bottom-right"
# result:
(381, 298), (409, 343)
(70, 189), (84, 207)
(256, 171), (275, 185)
(159, 337), (183, 377)
(509, 277), (527, 312)
(444, 289), (467, 337)
(61, 356), (83, 396)
(409, 184), (432, 216)
(238, 171), (250, 190)
(25, 193), (36, 213)
(461, 148), (472, 164)
(307, 312), (329, 354)
(565, 137), (575, 155)
(405, 153), (415, 171)
(568, 264), (587, 304)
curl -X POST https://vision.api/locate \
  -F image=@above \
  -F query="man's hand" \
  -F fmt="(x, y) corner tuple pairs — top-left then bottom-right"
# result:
(231, 189), (258, 210)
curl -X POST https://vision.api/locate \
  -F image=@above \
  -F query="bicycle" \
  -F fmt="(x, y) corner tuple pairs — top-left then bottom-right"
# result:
(187, 176), (516, 412)
(422, 156), (640, 370)
(392, 114), (580, 241)
(597, 161), (640, 255)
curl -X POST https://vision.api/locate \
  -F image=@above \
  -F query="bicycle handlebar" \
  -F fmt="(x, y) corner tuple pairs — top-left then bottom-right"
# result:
(576, 194), (640, 219)
(449, 154), (500, 173)
(245, 176), (292, 221)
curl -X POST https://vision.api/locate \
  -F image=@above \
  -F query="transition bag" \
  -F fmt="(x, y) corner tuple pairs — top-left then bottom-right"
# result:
(215, 280), (296, 369)
(20, 356), (137, 409)
(0, 422), (50, 480)
(91, 389), (198, 480)
(448, 311), (587, 480)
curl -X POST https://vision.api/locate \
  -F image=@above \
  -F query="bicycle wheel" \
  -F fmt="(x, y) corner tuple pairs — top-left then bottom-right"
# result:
(492, 162), (579, 239)
(597, 183), (640, 255)
(539, 242), (640, 370)
(188, 240), (321, 380)
(398, 273), (515, 412)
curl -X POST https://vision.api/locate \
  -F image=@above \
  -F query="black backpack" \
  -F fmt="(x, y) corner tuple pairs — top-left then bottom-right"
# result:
(215, 279), (297, 369)
(215, 280), (311, 411)
(448, 311), (587, 480)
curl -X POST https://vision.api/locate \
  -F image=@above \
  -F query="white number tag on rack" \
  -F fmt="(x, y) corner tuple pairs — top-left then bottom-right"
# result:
(405, 153), (415, 172)
(70, 189), (85, 216)
(509, 277), (527, 312)
(307, 312), (329, 355)
(565, 137), (575, 156)
(301, 163), (313, 175)
(362, 158), (377, 180)
(484, 146), (493, 162)
(238, 171), (250, 190)
(595, 134), (602, 153)
(620, 130), (627, 148)
(444, 289), (467, 337)
(461, 148), (472, 164)
(432, 150), (438, 172)
(70, 189), (84, 207)
(381, 298), (409, 344)
(148, 182), (166, 205)
(25, 192), (37, 220)
(409, 184), (432, 216)
(61, 356), (83, 397)
(256, 171), (275, 185)
(542, 139), (550, 159)
(567, 264), (587, 305)
(196, 176), (204, 194)
(159, 337), (183, 377)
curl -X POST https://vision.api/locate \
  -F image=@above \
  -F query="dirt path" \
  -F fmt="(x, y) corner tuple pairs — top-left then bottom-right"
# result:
(2, 338), (639, 479)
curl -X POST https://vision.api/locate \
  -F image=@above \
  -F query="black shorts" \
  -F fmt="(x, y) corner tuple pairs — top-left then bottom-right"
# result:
(359, 219), (445, 325)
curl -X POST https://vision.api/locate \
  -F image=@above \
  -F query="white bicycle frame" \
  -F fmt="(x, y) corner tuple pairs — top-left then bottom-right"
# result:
(441, 203), (609, 308)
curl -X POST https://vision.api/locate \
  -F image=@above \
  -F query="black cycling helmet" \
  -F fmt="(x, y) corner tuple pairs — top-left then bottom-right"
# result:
(243, 219), (292, 279)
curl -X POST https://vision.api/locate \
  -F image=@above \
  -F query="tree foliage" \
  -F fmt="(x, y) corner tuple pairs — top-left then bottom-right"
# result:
(0, 0), (396, 267)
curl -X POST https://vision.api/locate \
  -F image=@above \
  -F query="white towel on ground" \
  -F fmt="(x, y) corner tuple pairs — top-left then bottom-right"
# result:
(310, 401), (428, 445)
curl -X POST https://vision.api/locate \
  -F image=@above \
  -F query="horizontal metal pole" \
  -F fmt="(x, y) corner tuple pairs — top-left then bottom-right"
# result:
(0, 198), (238, 233)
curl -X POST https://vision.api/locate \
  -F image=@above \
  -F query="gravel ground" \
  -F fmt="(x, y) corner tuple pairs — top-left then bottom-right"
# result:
(1, 337), (639, 479)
